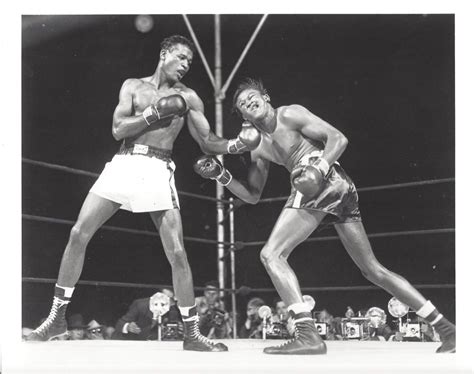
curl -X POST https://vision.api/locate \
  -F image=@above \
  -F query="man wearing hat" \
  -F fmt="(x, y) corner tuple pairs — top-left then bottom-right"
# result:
(67, 313), (86, 340)
(85, 320), (105, 340)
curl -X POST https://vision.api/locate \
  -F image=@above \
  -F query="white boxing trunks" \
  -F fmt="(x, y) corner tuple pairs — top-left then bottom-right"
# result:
(90, 144), (179, 213)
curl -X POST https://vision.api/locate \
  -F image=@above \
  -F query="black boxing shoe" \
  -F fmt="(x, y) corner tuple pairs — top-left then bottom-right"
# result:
(264, 314), (327, 355)
(182, 316), (228, 352)
(434, 317), (456, 353)
(26, 297), (69, 341)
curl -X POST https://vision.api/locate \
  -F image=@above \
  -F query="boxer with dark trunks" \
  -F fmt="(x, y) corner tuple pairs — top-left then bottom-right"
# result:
(194, 78), (456, 354)
(26, 36), (258, 351)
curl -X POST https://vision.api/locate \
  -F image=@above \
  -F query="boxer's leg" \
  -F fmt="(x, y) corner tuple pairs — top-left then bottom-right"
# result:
(335, 221), (455, 353)
(27, 193), (120, 341)
(262, 208), (327, 355)
(150, 208), (227, 352)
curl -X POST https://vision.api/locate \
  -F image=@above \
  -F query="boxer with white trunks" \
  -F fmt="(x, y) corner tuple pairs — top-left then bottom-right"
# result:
(26, 35), (257, 352)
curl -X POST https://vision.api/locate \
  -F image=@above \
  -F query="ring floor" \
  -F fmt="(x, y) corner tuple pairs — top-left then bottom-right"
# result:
(4, 340), (470, 374)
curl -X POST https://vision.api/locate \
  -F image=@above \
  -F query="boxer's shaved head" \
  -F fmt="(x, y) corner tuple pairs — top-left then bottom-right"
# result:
(160, 35), (196, 54)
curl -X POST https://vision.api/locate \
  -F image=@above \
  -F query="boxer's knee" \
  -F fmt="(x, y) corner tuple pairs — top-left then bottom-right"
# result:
(69, 223), (93, 247)
(260, 244), (287, 269)
(361, 262), (389, 286)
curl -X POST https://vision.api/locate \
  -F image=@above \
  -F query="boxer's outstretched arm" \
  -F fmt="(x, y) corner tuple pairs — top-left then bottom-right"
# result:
(185, 90), (230, 155)
(283, 105), (348, 166)
(112, 79), (150, 140)
(226, 153), (270, 204)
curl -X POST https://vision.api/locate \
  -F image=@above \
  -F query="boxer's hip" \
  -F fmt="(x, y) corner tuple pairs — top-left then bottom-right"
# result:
(286, 154), (361, 223)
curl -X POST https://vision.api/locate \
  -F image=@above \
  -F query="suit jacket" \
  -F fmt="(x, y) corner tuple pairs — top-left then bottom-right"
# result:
(113, 298), (181, 340)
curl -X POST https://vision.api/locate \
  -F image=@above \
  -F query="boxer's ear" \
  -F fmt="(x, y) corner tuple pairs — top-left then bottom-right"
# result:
(159, 49), (167, 61)
(263, 94), (271, 102)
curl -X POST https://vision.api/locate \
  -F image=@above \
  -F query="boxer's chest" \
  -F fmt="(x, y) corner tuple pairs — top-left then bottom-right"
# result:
(133, 84), (181, 113)
(258, 126), (301, 166)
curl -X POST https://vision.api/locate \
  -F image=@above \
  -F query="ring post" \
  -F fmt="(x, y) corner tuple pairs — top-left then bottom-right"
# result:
(229, 197), (237, 339)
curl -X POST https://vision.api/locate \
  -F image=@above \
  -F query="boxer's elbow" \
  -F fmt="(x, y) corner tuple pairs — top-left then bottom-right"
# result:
(335, 133), (348, 153)
(112, 121), (124, 141)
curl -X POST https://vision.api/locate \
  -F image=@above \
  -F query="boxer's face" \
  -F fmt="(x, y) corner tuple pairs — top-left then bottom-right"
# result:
(236, 89), (270, 122)
(160, 44), (193, 82)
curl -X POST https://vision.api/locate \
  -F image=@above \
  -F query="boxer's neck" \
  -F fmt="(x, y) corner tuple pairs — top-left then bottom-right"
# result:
(255, 106), (277, 134)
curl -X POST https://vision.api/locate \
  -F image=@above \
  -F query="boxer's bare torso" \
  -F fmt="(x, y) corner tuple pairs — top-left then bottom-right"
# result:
(252, 106), (324, 172)
(122, 77), (192, 150)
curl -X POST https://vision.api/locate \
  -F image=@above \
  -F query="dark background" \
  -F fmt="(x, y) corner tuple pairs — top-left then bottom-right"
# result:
(22, 14), (454, 328)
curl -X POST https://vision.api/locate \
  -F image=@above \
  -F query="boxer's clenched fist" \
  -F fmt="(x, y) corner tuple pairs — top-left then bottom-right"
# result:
(227, 121), (262, 154)
(194, 155), (233, 186)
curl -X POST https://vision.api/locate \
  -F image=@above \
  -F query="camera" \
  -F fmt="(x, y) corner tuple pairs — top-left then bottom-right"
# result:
(207, 308), (226, 328)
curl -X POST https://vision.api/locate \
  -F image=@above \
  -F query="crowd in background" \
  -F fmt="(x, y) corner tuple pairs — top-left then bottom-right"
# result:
(22, 281), (440, 342)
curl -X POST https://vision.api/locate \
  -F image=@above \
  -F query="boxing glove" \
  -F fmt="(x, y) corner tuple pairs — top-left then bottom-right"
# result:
(291, 157), (330, 198)
(227, 121), (262, 154)
(142, 94), (188, 126)
(193, 155), (233, 186)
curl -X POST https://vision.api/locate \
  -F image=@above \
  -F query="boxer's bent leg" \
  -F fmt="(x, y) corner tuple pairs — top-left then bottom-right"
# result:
(27, 193), (120, 341)
(150, 208), (228, 352)
(262, 208), (327, 355)
(260, 208), (326, 306)
(58, 193), (121, 287)
(335, 221), (455, 352)
(335, 221), (426, 309)
(150, 208), (194, 306)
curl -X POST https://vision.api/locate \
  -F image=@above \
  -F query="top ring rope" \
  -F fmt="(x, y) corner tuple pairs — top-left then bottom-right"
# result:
(22, 157), (232, 204)
(257, 177), (455, 204)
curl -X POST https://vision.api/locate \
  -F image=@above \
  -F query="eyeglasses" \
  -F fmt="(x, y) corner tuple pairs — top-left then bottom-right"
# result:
(88, 328), (103, 334)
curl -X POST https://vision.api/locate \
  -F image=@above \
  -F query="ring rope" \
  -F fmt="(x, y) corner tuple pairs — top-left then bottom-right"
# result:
(22, 213), (233, 246)
(22, 157), (232, 204)
(23, 214), (453, 249)
(237, 227), (455, 249)
(257, 177), (455, 204)
(21, 277), (454, 293)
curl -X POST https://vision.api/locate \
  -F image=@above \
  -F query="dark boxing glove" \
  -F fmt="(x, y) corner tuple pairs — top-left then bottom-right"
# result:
(227, 121), (262, 154)
(142, 94), (188, 126)
(193, 155), (233, 186)
(291, 157), (330, 198)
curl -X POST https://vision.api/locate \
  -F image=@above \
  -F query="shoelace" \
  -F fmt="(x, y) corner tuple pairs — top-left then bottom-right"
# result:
(187, 318), (217, 346)
(275, 323), (301, 348)
(34, 297), (68, 335)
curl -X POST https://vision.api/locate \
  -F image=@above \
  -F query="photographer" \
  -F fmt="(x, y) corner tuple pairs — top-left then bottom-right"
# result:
(239, 297), (265, 339)
(195, 281), (232, 339)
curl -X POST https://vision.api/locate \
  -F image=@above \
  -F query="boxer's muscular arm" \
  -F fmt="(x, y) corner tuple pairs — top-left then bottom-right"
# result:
(226, 153), (270, 204)
(185, 90), (229, 155)
(283, 105), (348, 165)
(112, 79), (149, 141)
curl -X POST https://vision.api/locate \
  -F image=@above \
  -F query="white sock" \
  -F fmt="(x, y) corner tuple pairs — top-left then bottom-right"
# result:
(56, 284), (75, 298)
(288, 302), (311, 315)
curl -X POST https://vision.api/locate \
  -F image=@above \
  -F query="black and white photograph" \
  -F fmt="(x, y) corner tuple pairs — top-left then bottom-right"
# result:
(1, 3), (473, 373)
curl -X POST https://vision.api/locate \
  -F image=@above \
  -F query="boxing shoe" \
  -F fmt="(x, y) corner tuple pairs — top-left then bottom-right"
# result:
(435, 317), (456, 353)
(26, 297), (69, 341)
(183, 316), (228, 352)
(264, 313), (327, 355)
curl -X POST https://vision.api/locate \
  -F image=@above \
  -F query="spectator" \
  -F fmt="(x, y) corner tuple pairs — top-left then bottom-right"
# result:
(195, 281), (232, 339)
(239, 297), (265, 339)
(67, 313), (86, 340)
(364, 307), (393, 341)
(103, 326), (116, 340)
(316, 309), (341, 341)
(85, 320), (104, 340)
(113, 290), (180, 340)
(271, 300), (289, 324)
